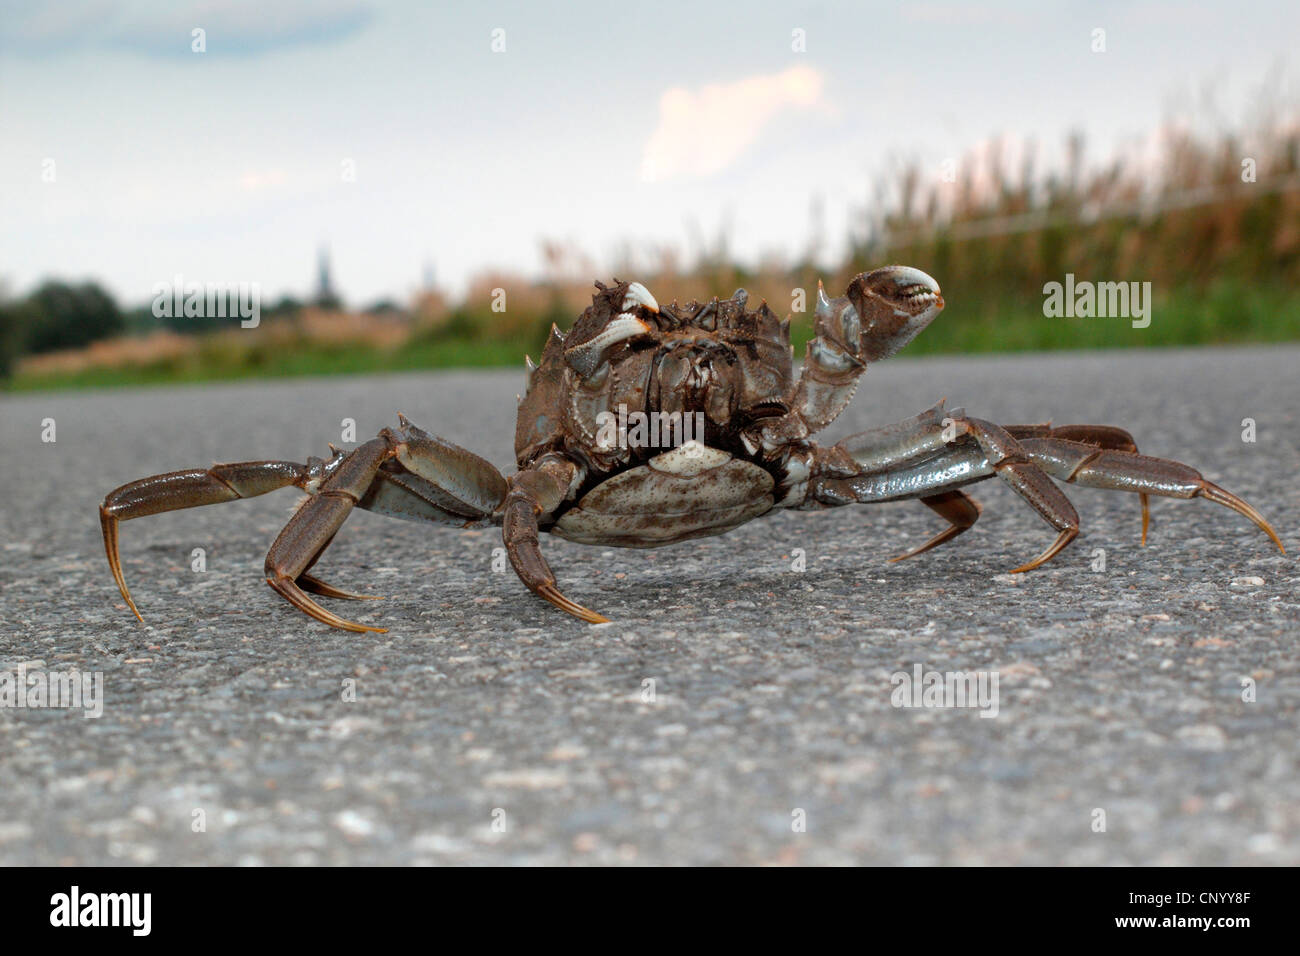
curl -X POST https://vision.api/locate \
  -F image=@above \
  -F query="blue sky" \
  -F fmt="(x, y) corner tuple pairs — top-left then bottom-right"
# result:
(2, 0), (1297, 306)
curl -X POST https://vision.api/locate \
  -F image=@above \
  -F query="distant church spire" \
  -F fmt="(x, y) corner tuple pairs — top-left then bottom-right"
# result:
(314, 245), (341, 310)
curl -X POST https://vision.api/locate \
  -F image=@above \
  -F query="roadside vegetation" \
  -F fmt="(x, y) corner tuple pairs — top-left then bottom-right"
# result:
(5, 113), (1298, 393)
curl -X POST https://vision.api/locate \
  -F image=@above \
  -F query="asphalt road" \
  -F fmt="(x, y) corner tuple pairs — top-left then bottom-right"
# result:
(2, 346), (1298, 865)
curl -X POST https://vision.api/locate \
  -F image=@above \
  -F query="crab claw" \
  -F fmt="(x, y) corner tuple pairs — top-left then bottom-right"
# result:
(810, 280), (865, 375)
(564, 313), (652, 378)
(622, 281), (659, 314)
(845, 265), (944, 362)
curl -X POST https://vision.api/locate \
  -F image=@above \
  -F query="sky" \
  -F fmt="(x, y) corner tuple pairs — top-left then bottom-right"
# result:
(2, 0), (1298, 307)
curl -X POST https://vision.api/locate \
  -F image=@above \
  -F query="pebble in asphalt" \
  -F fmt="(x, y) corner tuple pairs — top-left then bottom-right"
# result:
(1, 346), (1297, 864)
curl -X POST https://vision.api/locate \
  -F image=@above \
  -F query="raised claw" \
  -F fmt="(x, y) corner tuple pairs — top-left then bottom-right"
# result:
(795, 268), (946, 433)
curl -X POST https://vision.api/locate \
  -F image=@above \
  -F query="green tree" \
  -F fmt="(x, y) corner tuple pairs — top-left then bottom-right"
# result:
(0, 299), (37, 379)
(23, 280), (124, 354)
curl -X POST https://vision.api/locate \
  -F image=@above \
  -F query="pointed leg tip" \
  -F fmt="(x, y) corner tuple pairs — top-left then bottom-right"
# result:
(100, 506), (147, 623)
(1007, 557), (1050, 573)
(267, 575), (387, 634)
(340, 617), (388, 634)
(888, 529), (960, 564)
(339, 620), (388, 633)
(536, 584), (608, 624)
(1008, 527), (1078, 574)
(297, 573), (386, 602)
(888, 545), (930, 564)
(114, 582), (145, 624)
(1199, 482), (1285, 554)
(329, 590), (387, 602)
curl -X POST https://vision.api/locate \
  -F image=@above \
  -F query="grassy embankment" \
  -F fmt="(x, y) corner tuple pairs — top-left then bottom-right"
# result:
(10, 279), (1297, 393)
(10, 121), (1300, 392)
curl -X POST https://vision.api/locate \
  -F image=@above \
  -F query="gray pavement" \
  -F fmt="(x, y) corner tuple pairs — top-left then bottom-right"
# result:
(1, 346), (1298, 865)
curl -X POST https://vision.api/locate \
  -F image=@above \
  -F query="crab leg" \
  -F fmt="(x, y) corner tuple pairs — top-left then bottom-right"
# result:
(836, 412), (1159, 555)
(964, 419), (1080, 572)
(818, 411), (1080, 571)
(264, 420), (510, 632)
(813, 409), (1283, 569)
(100, 458), (337, 621)
(888, 490), (982, 563)
(1006, 423), (1151, 544)
(99, 415), (511, 632)
(262, 438), (397, 633)
(295, 531), (383, 601)
(381, 414), (509, 517)
(502, 457), (608, 624)
(1017, 437), (1284, 553)
(834, 400), (952, 472)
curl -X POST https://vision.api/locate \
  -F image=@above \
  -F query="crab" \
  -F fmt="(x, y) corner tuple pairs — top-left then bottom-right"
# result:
(99, 267), (1284, 632)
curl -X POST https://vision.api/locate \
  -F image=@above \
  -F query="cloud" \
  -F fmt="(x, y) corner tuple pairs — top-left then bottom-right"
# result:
(639, 66), (827, 183)
(0, 0), (375, 58)
(900, 4), (1012, 26)
(238, 168), (289, 191)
